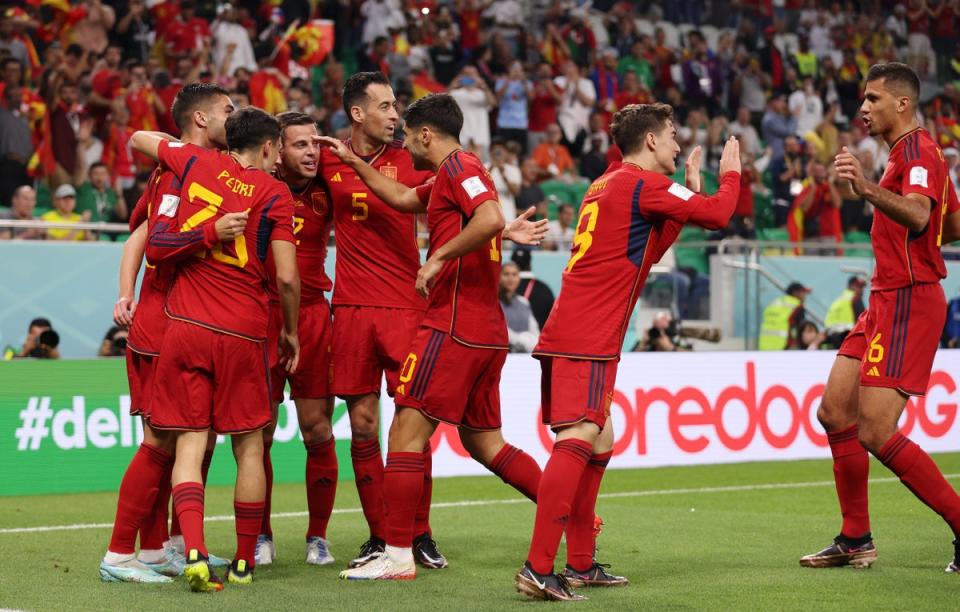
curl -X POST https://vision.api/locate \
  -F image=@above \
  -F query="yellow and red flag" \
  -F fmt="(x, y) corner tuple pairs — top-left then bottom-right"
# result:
(411, 71), (445, 101)
(290, 20), (334, 67)
(249, 71), (287, 114)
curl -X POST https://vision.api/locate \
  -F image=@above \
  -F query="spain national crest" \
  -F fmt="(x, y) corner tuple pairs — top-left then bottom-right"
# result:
(380, 165), (398, 180)
(311, 191), (329, 217)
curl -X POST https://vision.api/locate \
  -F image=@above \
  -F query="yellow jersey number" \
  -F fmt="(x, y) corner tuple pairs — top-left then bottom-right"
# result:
(352, 192), (368, 221)
(180, 182), (248, 268)
(565, 202), (599, 272)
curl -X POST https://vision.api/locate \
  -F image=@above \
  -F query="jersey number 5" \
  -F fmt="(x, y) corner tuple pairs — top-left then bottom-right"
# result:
(181, 182), (248, 268)
(352, 193), (369, 221)
(566, 202), (599, 272)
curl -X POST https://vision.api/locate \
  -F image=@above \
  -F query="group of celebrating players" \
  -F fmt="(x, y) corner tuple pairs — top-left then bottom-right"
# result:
(96, 60), (960, 600)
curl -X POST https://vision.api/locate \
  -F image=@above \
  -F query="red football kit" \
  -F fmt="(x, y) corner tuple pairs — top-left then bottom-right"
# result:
(147, 141), (296, 433)
(266, 179), (334, 402)
(393, 150), (508, 430)
(124, 169), (180, 417)
(838, 128), (957, 395)
(534, 162), (739, 429)
(323, 140), (434, 397)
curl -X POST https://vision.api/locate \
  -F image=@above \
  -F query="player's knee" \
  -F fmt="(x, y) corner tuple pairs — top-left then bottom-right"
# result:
(301, 419), (333, 445)
(348, 407), (379, 439)
(857, 428), (885, 455)
(816, 395), (853, 431)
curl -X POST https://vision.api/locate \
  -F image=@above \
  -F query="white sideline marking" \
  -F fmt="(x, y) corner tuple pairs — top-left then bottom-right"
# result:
(3, 473), (958, 535)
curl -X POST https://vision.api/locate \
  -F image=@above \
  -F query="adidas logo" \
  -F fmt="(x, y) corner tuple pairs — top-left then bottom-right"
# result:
(330, 172), (342, 182)
(554, 515), (569, 525)
(867, 366), (880, 377)
(317, 477), (334, 487)
(357, 475), (374, 486)
(396, 384), (406, 395)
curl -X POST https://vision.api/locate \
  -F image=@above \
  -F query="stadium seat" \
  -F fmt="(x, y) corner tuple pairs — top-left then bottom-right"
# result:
(677, 23), (695, 44)
(659, 22), (681, 49)
(539, 181), (573, 218)
(675, 226), (709, 276)
(33, 206), (51, 218)
(36, 182), (52, 209)
(587, 14), (610, 48)
(634, 18), (655, 37)
(700, 25), (720, 51)
(844, 230), (872, 258)
(758, 227), (792, 255)
(754, 191), (775, 230)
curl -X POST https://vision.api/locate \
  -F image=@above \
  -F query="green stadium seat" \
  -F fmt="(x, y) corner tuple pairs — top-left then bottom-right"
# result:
(36, 183), (52, 209)
(758, 227), (792, 255)
(675, 226), (709, 276)
(754, 191), (775, 230)
(844, 230), (872, 257)
(33, 206), (51, 218)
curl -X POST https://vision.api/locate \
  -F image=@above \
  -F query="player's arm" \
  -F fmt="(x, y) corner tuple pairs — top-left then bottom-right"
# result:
(682, 137), (741, 230)
(316, 136), (426, 213)
(835, 146), (931, 232)
(114, 221), (146, 327)
(130, 131), (179, 160)
(416, 200), (505, 297)
(272, 240), (301, 373)
(503, 206), (549, 246)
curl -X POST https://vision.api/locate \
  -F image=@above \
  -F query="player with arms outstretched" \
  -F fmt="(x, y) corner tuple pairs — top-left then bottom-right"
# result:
(800, 63), (960, 572)
(517, 103), (741, 601)
(131, 107), (300, 592)
(257, 111), (338, 567)
(322, 93), (547, 581)
(100, 83), (244, 583)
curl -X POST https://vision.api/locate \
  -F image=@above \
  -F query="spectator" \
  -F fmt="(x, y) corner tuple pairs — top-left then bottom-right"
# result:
(163, 1), (212, 64)
(527, 62), (562, 152)
(361, 0), (405, 47)
(770, 135), (807, 226)
(591, 48), (621, 121)
(0, 85), (31, 209)
(77, 162), (124, 223)
(581, 132), (611, 181)
(837, 48), (863, 123)
(74, 116), (105, 187)
(495, 61), (531, 152)
(825, 276), (867, 332)
(562, 10), (597, 69)
(114, 0), (153, 63)
(732, 58), (771, 127)
(499, 261), (540, 353)
(69, 0), (116, 55)
(0, 185), (42, 240)
(789, 75), (824, 137)
(360, 36), (392, 76)
(641, 312), (687, 352)
(531, 123), (576, 179)
(555, 60), (597, 157)
(758, 26), (785, 91)
(543, 202), (575, 252)
(796, 320), (827, 350)
(212, 4), (257, 78)
(41, 184), (91, 241)
(759, 282), (810, 350)
(487, 141), (521, 222)
(729, 106), (761, 157)
(18, 318), (61, 359)
(511, 248), (555, 330)
(429, 28), (463, 86)
(50, 81), (81, 189)
(450, 65), (496, 162)
(87, 44), (124, 132)
(617, 38), (654, 90)
(762, 94), (798, 163)
(678, 109), (710, 163)
(0, 18), (29, 68)
(517, 158), (548, 218)
(681, 30), (722, 115)
(613, 70), (652, 111)
(791, 35), (819, 79)
(99, 325), (129, 357)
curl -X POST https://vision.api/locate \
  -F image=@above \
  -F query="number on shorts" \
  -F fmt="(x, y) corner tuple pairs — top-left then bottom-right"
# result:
(399, 353), (418, 383)
(867, 333), (884, 363)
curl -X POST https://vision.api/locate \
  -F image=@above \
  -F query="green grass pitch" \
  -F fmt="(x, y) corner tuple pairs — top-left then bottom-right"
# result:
(3, 454), (960, 611)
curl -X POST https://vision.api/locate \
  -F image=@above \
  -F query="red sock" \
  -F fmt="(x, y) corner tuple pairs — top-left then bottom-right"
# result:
(169, 509), (181, 538)
(566, 451), (611, 571)
(384, 452), (425, 548)
(877, 433), (960, 536)
(413, 443), (432, 538)
(261, 441), (274, 537)
(234, 501), (265, 567)
(172, 482), (207, 557)
(352, 439), (386, 540)
(827, 425), (871, 538)
(527, 439), (593, 574)
(305, 437), (338, 539)
(201, 449), (214, 485)
(490, 444), (542, 502)
(139, 460), (173, 551)
(108, 443), (172, 555)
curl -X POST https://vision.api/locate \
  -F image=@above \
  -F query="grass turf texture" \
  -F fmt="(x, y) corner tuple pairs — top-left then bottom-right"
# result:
(3, 454), (960, 611)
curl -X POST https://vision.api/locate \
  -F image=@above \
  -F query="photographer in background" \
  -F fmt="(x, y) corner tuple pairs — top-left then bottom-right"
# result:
(639, 311), (691, 352)
(18, 318), (61, 359)
(98, 325), (128, 357)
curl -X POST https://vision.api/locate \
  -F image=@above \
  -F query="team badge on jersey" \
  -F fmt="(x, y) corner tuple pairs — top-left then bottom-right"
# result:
(311, 191), (329, 217)
(380, 165), (398, 180)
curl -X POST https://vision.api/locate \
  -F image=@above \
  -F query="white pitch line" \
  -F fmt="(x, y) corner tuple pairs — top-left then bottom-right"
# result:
(3, 473), (958, 535)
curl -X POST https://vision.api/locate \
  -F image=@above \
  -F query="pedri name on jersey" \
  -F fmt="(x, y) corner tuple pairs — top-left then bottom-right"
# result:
(215, 169), (255, 197)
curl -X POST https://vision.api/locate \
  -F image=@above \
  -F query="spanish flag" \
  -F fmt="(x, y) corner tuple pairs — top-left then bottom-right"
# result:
(26, 114), (56, 178)
(411, 71), (445, 101)
(249, 71), (286, 115)
(290, 20), (334, 67)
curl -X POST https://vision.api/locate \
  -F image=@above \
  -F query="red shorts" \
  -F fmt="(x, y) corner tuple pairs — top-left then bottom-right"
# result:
(125, 349), (157, 417)
(539, 356), (616, 431)
(838, 283), (945, 396)
(149, 320), (272, 434)
(268, 299), (332, 403)
(331, 305), (422, 397)
(394, 327), (505, 430)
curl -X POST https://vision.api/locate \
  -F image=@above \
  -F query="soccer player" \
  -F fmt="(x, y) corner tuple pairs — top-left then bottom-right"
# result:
(257, 111), (337, 567)
(321, 93), (547, 581)
(800, 63), (960, 572)
(130, 106), (301, 592)
(100, 83), (244, 583)
(319, 72), (440, 569)
(517, 103), (741, 601)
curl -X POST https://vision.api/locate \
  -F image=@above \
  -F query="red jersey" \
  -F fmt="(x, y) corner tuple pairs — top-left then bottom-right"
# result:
(127, 169), (179, 355)
(871, 128), (952, 291)
(164, 17), (211, 55)
(148, 141), (296, 341)
(535, 163), (739, 360)
(267, 179), (333, 305)
(323, 140), (433, 309)
(414, 150), (508, 349)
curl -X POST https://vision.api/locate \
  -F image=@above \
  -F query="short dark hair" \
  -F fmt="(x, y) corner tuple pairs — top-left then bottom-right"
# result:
(66, 43), (84, 58)
(342, 71), (391, 116)
(276, 111), (316, 140)
(29, 317), (52, 330)
(171, 82), (230, 131)
(226, 106), (280, 152)
(610, 103), (674, 156)
(403, 93), (463, 140)
(89, 162), (109, 173)
(865, 62), (920, 104)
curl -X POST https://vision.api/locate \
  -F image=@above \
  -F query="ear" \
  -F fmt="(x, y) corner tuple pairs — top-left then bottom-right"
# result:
(645, 130), (657, 152)
(420, 125), (431, 145)
(350, 105), (364, 125)
(195, 109), (207, 128)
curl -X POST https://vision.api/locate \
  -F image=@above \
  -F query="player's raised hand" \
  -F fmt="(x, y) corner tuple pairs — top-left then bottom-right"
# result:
(416, 257), (444, 298)
(314, 135), (358, 165)
(279, 330), (300, 373)
(503, 206), (549, 245)
(718, 136), (741, 176)
(834, 146), (866, 196)
(214, 211), (248, 241)
(113, 296), (137, 328)
(685, 145), (703, 193)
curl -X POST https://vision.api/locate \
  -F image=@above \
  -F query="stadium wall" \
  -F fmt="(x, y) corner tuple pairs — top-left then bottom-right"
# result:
(5, 352), (960, 496)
